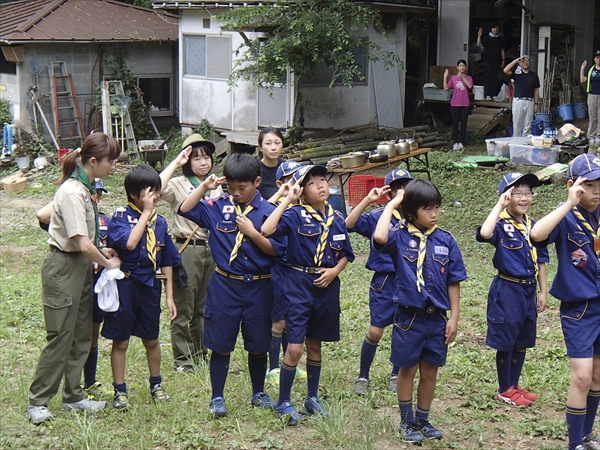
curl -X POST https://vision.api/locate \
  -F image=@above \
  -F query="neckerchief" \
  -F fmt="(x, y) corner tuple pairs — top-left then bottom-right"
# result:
(70, 165), (99, 249)
(499, 209), (538, 277)
(407, 223), (437, 292)
(392, 209), (405, 228)
(187, 175), (200, 188)
(571, 206), (600, 262)
(228, 196), (254, 265)
(302, 201), (334, 266)
(127, 202), (158, 270)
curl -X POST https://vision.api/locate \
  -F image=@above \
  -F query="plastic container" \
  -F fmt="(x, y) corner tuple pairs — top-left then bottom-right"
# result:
(422, 88), (452, 102)
(328, 188), (345, 215)
(16, 156), (30, 169)
(574, 102), (587, 119)
(485, 137), (531, 157)
(557, 104), (574, 122)
(473, 85), (484, 100)
(347, 175), (385, 207)
(535, 113), (552, 129)
(531, 119), (544, 136)
(542, 127), (557, 140)
(509, 143), (560, 166)
(58, 148), (69, 162)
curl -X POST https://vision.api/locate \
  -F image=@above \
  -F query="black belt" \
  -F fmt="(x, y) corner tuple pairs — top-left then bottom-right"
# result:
(215, 267), (271, 282)
(175, 237), (207, 246)
(514, 97), (534, 101)
(499, 273), (536, 285)
(289, 264), (320, 274)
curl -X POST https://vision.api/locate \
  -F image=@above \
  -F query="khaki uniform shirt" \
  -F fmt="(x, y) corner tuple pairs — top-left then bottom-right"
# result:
(161, 176), (222, 240)
(48, 178), (95, 252)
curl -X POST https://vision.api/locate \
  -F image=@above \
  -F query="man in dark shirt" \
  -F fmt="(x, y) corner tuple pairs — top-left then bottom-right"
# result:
(504, 55), (540, 137)
(478, 23), (505, 100)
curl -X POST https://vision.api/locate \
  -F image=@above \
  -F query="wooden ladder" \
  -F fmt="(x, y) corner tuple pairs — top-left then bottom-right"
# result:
(48, 61), (85, 148)
(101, 80), (138, 156)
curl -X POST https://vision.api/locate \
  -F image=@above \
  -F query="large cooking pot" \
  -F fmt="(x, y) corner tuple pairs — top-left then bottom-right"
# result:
(395, 137), (410, 155)
(377, 140), (396, 158)
(340, 152), (365, 169)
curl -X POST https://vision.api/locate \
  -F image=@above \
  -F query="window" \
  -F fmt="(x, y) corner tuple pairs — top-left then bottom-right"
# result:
(303, 46), (368, 86)
(137, 76), (172, 115)
(0, 50), (16, 75)
(184, 35), (231, 79)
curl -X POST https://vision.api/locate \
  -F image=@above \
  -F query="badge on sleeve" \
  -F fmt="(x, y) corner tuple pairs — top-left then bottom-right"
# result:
(83, 194), (92, 212)
(128, 215), (138, 224)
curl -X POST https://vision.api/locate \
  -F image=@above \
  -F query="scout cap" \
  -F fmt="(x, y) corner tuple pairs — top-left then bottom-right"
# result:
(499, 172), (539, 194)
(292, 164), (327, 185)
(276, 160), (302, 181)
(567, 153), (600, 181)
(95, 179), (108, 193)
(385, 168), (414, 186)
(181, 133), (216, 155)
(594, 50), (600, 57)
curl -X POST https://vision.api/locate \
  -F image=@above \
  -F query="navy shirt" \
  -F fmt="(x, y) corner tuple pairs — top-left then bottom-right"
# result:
(513, 71), (540, 98)
(534, 205), (600, 303)
(482, 34), (504, 66)
(350, 207), (403, 273)
(589, 67), (600, 95)
(375, 226), (467, 310)
(108, 205), (180, 287)
(271, 204), (354, 268)
(259, 159), (283, 200)
(476, 216), (549, 278)
(178, 191), (278, 274)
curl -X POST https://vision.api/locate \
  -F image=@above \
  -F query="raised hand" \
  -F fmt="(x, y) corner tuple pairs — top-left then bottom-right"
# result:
(175, 146), (192, 167)
(142, 187), (157, 211)
(498, 186), (514, 208)
(366, 185), (391, 203)
(567, 177), (587, 207)
(202, 174), (225, 191)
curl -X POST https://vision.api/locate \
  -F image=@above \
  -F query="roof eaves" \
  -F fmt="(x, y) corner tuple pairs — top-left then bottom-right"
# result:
(15, 0), (67, 34)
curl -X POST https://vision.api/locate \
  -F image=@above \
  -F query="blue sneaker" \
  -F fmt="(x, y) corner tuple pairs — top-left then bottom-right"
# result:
(275, 401), (302, 425)
(417, 418), (443, 439)
(399, 421), (424, 444)
(302, 396), (329, 417)
(209, 397), (227, 417)
(251, 392), (275, 409)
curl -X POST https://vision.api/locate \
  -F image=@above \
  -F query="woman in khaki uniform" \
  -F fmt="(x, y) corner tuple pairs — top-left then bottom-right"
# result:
(160, 134), (222, 372)
(27, 133), (122, 425)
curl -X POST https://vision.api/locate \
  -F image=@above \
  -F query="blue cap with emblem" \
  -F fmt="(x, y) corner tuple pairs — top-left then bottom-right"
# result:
(95, 179), (108, 193)
(499, 172), (539, 194)
(276, 160), (302, 181)
(385, 168), (414, 186)
(292, 164), (328, 185)
(567, 153), (600, 181)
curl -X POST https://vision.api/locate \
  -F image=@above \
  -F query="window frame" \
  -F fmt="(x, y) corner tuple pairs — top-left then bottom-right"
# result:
(183, 33), (232, 80)
(136, 75), (173, 116)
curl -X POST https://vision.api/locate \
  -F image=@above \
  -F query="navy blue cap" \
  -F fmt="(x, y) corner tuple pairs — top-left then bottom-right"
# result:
(276, 160), (302, 181)
(385, 168), (414, 186)
(95, 179), (108, 193)
(498, 172), (539, 194)
(292, 164), (327, 185)
(567, 153), (600, 181)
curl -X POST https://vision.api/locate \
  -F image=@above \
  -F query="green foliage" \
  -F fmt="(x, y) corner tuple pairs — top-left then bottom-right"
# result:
(218, 0), (403, 90)
(0, 98), (11, 124)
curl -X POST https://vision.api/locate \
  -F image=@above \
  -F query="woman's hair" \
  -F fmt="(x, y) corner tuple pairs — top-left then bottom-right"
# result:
(456, 59), (467, 67)
(258, 127), (284, 149)
(57, 133), (120, 185)
(124, 164), (161, 203)
(182, 144), (214, 178)
(401, 179), (442, 221)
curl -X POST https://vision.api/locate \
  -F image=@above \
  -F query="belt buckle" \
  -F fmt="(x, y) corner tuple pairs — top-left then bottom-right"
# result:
(243, 274), (254, 283)
(307, 267), (317, 274)
(426, 306), (435, 314)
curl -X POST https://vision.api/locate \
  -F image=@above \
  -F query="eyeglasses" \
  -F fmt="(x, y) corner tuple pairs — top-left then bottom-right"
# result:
(511, 192), (533, 198)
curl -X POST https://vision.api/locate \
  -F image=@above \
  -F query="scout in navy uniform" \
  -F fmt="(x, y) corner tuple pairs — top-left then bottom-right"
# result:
(373, 178), (467, 444)
(477, 173), (549, 407)
(345, 168), (414, 395)
(27, 133), (121, 425)
(531, 154), (600, 450)
(265, 160), (308, 386)
(103, 165), (180, 410)
(262, 165), (355, 424)
(179, 153), (279, 417)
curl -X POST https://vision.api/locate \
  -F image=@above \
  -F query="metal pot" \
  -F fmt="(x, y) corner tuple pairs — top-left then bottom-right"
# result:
(406, 131), (418, 151)
(395, 138), (410, 155)
(369, 153), (389, 163)
(377, 141), (396, 158)
(340, 152), (365, 169)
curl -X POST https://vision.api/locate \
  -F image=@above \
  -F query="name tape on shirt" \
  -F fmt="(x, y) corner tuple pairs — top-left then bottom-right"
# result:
(434, 246), (448, 255)
(333, 234), (346, 241)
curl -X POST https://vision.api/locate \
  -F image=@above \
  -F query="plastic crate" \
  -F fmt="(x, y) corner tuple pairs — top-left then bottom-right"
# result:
(347, 175), (386, 207)
(485, 137), (531, 157)
(509, 143), (560, 166)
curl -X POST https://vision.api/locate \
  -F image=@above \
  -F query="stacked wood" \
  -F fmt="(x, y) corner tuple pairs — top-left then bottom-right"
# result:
(467, 106), (510, 135)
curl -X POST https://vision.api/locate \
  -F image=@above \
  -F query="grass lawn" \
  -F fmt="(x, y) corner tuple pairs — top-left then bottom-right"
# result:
(0, 146), (583, 449)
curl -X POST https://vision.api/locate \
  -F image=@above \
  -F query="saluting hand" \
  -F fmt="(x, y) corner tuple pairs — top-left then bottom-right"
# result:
(567, 177), (587, 207)
(142, 187), (157, 212)
(175, 146), (192, 167)
(497, 186), (514, 208)
(286, 182), (303, 202)
(389, 189), (404, 209)
(366, 185), (391, 203)
(202, 174), (225, 191)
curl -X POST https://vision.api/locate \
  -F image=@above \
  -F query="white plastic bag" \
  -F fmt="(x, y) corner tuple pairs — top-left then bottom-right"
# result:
(494, 84), (509, 102)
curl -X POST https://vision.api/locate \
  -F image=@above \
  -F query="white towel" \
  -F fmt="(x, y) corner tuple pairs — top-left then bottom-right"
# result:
(94, 268), (125, 312)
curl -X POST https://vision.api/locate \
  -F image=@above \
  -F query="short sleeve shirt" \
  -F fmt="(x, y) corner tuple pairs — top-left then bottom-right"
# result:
(48, 178), (96, 252)
(482, 34), (504, 65)
(447, 74), (473, 107)
(513, 71), (540, 98)
(588, 67), (600, 95)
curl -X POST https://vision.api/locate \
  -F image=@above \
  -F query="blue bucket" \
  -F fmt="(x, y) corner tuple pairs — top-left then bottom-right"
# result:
(557, 104), (574, 122)
(574, 102), (587, 119)
(535, 113), (552, 129)
(531, 119), (544, 136)
(328, 188), (345, 216)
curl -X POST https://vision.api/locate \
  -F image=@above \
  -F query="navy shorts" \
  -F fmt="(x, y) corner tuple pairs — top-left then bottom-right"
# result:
(560, 300), (600, 358)
(369, 272), (397, 328)
(486, 276), (537, 351)
(391, 306), (448, 368)
(271, 261), (288, 321)
(204, 271), (273, 354)
(92, 272), (105, 324)
(285, 270), (341, 344)
(101, 276), (162, 341)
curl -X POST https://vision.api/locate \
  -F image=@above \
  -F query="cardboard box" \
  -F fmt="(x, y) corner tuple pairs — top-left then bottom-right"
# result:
(509, 143), (560, 166)
(422, 88), (452, 102)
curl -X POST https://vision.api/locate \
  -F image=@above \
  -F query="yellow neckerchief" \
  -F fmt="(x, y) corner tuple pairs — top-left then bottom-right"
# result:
(127, 202), (157, 270)
(407, 222), (437, 292)
(499, 209), (538, 277)
(571, 206), (600, 261)
(392, 209), (405, 228)
(301, 201), (334, 266)
(228, 195), (255, 265)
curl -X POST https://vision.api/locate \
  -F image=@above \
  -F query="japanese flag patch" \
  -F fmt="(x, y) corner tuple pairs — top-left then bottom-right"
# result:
(128, 215), (138, 224)
(504, 224), (514, 233)
(222, 205), (235, 214)
(301, 210), (311, 218)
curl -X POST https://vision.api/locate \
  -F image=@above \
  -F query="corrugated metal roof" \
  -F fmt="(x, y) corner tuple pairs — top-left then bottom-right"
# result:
(0, 0), (178, 44)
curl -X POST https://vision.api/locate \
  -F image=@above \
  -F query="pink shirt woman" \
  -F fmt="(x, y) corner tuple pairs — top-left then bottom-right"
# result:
(444, 60), (473, 149)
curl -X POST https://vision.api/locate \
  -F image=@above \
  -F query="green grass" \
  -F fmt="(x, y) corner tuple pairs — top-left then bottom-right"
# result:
(0, 147), (583, 449)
